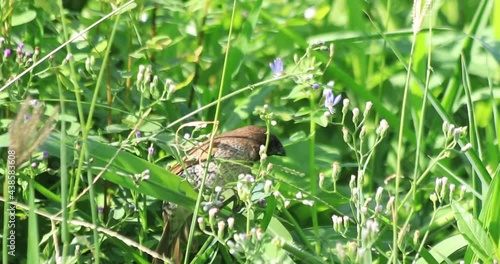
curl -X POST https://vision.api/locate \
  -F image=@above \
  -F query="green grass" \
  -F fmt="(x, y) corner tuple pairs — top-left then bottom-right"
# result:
(1, 0), (499, 263)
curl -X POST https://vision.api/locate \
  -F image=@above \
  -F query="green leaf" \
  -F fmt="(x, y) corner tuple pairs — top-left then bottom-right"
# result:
(12, 10), (37, 27)
(479, 169), (500, 259)
(42, 133), (197, 208)
(452, 203), (495, 262)
(34, 0), (60, 15)
(0, 132), (9, 148)
(415, 234), (467, 264)
(105, 124), (130, 134)
(312, 110), (328, 127)
(264, 217), (295, 262)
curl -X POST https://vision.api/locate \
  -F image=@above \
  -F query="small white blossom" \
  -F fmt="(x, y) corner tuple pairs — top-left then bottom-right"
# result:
(304, 7), (316, 20)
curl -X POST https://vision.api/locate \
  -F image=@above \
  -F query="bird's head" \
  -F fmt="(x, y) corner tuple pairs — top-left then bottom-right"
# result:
(227, 125), (286, 158)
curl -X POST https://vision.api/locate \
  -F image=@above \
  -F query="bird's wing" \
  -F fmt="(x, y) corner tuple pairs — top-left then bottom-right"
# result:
(169, 140), (217, 175)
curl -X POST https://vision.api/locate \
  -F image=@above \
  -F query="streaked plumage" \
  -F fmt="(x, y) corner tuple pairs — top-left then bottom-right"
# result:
(153, 126), (286, 264)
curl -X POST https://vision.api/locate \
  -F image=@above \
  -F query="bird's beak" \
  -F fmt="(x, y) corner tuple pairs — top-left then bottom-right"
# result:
(277, 147), (286, 156)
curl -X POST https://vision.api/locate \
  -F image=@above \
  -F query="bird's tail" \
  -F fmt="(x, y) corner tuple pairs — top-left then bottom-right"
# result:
(153, 202), (192, 264)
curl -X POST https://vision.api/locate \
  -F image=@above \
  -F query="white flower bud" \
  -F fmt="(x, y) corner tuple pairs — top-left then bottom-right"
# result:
(342, 98), (350, 115)
(343, 216), (350, 230)
(343, 98), (350, 108)
(385, 196), (395, 214)
(264, 180), (273, 194)
(357, 169), (364, 184)
(442, 121), (448, 134)
(217, 221), (226, 237)
(359, 125), (366, 139)
(375, 187), (384, 203)
(259, 145), (266, 154)
(459, 185), (467, 199)
(352, 108), (360, 124)
(430, 193), (438, 203)
(449, 184), (456, 202)
(319, 173), (324, 188)
(302, 200), (314, 206)
(461, 143), (472, 152)
(331, 215), (339, 231)
(440, 177), (448, 198)
(413, 230), (420, 245)
(363, 101), (373, 117)
(376, 119), (389, 137)
(332, 162), (340, 181)
(342, 127), (349, 143)
(349, 175), (356, 189)
(227, 217), (235, 229)
(255, 228), (263, 241)
(435, 178), (442, 195)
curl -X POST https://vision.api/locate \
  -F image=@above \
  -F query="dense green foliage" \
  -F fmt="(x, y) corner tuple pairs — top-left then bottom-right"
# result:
(1, 0), (499, 263)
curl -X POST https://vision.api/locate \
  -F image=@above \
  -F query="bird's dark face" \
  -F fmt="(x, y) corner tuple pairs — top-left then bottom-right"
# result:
(267, 134), (286, 157)
(237, 125), (286, 157)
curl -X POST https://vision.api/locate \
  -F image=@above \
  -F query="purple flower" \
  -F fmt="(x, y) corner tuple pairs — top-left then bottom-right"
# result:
(135, 131), (141, 138)
(311, 83), (320, 89)
(148, 145), (154, 155)
(24, 114), (30, 120)
(17, 42), (24, 54)
(3, 49), (11, 58)
(323, 89), (342, 114)
(98, 206), (104, 214)
(31, 162), (38, 168)
(269, 58), (284, 77)
(42, 151), (49, 159)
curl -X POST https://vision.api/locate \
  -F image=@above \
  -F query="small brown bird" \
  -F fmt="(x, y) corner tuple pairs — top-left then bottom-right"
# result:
(154, 125), (286, 264)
